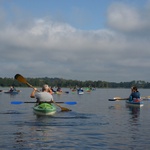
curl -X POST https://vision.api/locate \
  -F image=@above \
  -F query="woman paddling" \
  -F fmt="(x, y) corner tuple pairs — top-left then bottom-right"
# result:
(129, 86), (140, 101)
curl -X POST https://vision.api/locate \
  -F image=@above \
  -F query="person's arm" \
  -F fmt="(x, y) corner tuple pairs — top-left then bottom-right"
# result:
(30, 88), (37, 98)
(50, 95), (54, 102)
(138, 91), (140, 98)
(128, 93), (133, 101)
(48, 87), (53, 94)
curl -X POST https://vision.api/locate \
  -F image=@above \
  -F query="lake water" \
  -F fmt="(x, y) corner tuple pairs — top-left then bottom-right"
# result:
(0, 88), (150, 150)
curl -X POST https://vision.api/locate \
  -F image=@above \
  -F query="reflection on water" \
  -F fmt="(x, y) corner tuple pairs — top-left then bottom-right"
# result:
(108, 103), (123, 110)
(0, 110), (23, 114)
(126, 105), (141, 119)
(125, 105), (143, 150)
(8, 112), (103, 150)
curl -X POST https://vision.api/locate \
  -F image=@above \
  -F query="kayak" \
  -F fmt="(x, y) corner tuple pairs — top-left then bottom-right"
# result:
(33, 103), (57, 115)
(71, 89), (76, 94)
(126, 99), (143, 107)
(4, 91), (19, 94)
(77, 90), (84, 95)
(86, 90), (91, 93)
(56, 91), (63, 95)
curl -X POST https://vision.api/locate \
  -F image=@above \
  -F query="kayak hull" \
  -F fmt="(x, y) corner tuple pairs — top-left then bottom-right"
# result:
(126, 99), (143, 107)
(78, 91), (84, 95)
(4, 91), (19, 94)
(77, 90), (84, 95)
(56, 91), (63, 95)
(33, 103), (56, 115)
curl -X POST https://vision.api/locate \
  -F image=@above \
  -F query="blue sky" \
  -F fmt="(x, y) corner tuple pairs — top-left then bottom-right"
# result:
(2, 0), (146, 30)
(1, 0), (109, 29)
(0, 0), (150, 82)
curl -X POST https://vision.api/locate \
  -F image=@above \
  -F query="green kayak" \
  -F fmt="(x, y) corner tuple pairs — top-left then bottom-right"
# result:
(33, 103), (56, 115)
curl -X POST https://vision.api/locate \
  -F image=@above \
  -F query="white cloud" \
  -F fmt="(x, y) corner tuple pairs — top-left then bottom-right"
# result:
(0, 2), (150, 82)
(107, 3), (150, 33)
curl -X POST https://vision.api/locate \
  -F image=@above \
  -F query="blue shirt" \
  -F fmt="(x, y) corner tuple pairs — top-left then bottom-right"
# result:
(129, 91), (140, 101)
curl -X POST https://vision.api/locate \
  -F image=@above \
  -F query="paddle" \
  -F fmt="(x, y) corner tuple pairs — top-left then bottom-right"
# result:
(108, 97), (128, 101)
(11, 101), (77, 105)
(141, 96), (150, 99)
(14, 74), (72, 111)
(15, 74), (35, 88)
(109, 96), (150, 101)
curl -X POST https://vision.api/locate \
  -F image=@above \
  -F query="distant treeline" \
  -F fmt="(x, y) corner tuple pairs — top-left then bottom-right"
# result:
(0, 77), (150, 88)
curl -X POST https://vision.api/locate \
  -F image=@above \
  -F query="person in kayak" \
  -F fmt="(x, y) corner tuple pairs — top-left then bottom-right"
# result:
(9, 86), (16, 92)
(30, 84), (54, 103)
(56, 87), (62, 92)
(129, 86), (140, 101)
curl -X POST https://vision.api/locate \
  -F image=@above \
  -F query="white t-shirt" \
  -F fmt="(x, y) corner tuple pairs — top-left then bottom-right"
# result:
(35, 92), (53, 102)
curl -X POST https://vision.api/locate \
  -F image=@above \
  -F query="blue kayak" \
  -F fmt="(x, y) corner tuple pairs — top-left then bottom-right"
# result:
(78, 91), (84, 95)
(77, 89), (84, 95)
(126, 99), (143, 107)
(4, 91), (19, 95)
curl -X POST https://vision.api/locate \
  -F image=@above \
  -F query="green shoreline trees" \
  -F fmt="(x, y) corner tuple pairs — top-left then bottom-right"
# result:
(0, 77), (150, 88)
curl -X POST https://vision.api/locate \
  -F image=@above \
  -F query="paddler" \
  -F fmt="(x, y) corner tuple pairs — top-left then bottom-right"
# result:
(129, 86), (140, 101)
(30, 84), (54, 103)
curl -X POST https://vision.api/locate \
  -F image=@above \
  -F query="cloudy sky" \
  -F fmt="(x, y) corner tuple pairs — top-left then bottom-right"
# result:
(0, 0), (150, 82)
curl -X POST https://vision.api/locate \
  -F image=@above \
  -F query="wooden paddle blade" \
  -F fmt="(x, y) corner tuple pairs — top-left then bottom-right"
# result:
(113, 97), (128, 100)
(61, 107), (71, 112)
(114, 97), (121, 99)
(14, 74), (27, 84)
(141, 96), (150, 99)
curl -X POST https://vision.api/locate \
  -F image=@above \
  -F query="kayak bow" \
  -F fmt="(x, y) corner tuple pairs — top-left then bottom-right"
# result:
(126, 99), (144, 107)
(33, 103), (56, 115)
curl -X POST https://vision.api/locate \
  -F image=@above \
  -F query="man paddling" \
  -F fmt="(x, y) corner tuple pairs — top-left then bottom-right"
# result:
(30, 84), (54, 103)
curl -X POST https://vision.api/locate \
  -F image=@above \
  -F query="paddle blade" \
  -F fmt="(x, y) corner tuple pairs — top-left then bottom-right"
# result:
(108, 98), (128, 101)
(64, 102), (77, 105)
(11, 101), (24, 104)
(14, 74), (27, 84)
(61, 107), (71, 112)
(108, 99), (116, 101)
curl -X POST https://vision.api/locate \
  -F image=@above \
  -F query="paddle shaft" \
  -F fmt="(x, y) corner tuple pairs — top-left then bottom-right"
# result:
(108, 98), (128, 101)
(11, 101), (76, 105)
(109, 95), (150, 101)
(24, 101), (74, 104)
(115, 98), (128, 100)
(114, 96), (150, 100)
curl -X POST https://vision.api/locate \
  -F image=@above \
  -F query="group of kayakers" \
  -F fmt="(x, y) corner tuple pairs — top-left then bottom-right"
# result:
(30, 84), (141, 103)
(6, 83), (141, 104)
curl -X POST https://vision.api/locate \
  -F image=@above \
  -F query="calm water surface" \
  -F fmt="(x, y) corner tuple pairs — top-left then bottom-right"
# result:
(0, 88), (150, 150)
